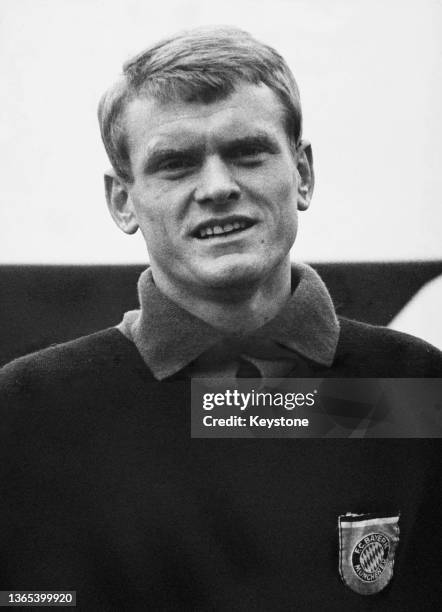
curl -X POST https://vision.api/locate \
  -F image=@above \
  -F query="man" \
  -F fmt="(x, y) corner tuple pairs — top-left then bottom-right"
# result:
(1, 27), (441, 610)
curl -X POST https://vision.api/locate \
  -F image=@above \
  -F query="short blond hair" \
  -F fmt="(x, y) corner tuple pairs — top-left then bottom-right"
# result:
(98, 26), (303, 182)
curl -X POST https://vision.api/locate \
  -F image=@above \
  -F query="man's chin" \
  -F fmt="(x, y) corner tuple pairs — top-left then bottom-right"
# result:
(193, 258), (270, 290)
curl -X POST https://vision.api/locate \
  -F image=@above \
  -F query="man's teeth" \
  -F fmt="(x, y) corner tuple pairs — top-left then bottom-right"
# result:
(199, 221), (247, 238)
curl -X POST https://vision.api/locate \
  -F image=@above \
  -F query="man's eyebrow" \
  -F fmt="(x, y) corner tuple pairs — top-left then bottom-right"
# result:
(143, 133), (281, 170)
(143, 145), (203, 170)
(220, 134), (281, 154)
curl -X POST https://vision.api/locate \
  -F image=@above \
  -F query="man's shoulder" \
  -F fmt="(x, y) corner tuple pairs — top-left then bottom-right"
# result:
(0, 328), (152, 403)
(335, 316), (442, 376)
(2, 327), (129, 374)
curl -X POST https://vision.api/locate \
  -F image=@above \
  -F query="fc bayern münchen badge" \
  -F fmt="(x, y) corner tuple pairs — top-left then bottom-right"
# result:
(338, 513), (400, 595)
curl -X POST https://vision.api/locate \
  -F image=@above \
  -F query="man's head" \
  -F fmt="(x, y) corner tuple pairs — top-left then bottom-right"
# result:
(99, 26), (304, 183)
(99, 26), (314, 296)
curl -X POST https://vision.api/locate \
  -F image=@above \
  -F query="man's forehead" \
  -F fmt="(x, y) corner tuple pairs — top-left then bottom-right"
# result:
(124, 82), (287, 150)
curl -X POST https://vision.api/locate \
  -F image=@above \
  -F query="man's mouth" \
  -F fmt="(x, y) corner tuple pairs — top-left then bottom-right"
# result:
(193, 217), (255, 240)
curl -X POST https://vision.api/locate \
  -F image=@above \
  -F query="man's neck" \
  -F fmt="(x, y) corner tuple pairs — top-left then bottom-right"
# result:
(150, 260), (292, 335)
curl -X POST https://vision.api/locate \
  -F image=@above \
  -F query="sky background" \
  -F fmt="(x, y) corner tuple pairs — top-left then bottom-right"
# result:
(1, 0), (441, 263)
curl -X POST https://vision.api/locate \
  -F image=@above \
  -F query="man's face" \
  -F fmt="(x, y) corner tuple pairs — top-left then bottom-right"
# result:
(120, 82), (311, 294)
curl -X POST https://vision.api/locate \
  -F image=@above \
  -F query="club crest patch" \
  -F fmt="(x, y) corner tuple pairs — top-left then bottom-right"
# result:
(338, 513), (400, 595)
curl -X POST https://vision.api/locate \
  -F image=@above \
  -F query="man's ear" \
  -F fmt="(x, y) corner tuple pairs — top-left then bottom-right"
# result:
(295, 140), (314, 211)
(104, 170), (139, 235)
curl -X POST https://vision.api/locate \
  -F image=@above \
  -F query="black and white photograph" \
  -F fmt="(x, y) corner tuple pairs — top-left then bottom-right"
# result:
(1, 0), (441, 609)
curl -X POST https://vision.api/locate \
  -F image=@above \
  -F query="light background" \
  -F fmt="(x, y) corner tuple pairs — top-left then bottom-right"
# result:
(1, 0), (441, 264)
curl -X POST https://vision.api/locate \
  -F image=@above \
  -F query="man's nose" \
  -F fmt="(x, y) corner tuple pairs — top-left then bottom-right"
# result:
(194, 156), (240, 205)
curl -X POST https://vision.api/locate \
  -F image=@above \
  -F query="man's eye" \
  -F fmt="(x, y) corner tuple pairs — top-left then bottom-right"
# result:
(159, 158), (193, 171)
(230, 147), (268, 164)
(153, 154), (202, 176)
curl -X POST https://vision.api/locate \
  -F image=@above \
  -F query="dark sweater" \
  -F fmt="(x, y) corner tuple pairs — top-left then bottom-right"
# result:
(0, 318), (441, 610)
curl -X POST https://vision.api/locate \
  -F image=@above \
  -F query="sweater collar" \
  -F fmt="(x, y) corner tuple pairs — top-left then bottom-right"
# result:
(118, 264), (340, 380)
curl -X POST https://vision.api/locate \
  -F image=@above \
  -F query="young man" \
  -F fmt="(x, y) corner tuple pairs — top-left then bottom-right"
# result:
(1, 27), (441, 609)
(96, 26), (439, 380)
